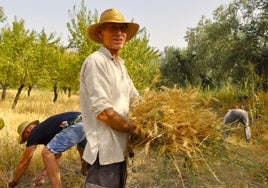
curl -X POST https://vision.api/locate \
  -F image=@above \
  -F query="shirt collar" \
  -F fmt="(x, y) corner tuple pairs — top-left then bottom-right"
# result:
(99, 47), (114, 60)
(98, 47), (123, 63)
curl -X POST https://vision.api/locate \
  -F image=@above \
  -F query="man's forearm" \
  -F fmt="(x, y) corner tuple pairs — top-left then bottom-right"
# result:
(8, 146), (35, 186)
(13, 162), (29, 183)
(8, 164), (28, 186)
(97, 108), (136, 134)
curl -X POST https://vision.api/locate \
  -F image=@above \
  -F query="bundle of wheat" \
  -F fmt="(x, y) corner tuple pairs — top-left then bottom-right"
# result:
(129, 86), (222, 158)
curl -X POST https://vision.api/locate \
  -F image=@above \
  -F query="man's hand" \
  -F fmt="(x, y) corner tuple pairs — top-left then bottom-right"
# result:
(7, 180), (17, 187)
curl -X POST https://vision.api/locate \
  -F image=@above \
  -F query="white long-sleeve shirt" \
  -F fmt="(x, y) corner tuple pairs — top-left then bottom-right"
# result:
(80, 47), (139, 165)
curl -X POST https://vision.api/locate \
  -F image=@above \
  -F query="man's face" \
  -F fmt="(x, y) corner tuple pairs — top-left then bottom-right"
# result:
(100, 23), (127, 50)
(22, 124), (35, 141)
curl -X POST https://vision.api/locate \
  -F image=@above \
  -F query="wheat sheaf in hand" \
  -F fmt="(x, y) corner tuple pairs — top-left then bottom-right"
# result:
(129, 86), (221, 158)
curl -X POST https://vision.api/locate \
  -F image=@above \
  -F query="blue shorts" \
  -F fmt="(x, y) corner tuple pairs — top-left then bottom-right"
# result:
(46, 122), (86, 154)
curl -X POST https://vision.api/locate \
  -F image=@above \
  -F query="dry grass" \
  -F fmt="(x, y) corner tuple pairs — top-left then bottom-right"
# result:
(128, 86), (268, 187)
(129, 86), (221, 157)
(0, 88), (268, 187)
(0, 90), (83, 187)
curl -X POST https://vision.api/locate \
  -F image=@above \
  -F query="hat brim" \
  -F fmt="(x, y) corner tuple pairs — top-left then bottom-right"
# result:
(18, 120), (39, 144)
(87, 22), (140, 44)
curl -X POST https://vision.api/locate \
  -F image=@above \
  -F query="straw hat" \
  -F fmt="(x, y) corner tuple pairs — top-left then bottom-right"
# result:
(17, 120), (39, 144)
(87, 8), (140, 44)
(0, 117), (4, 130)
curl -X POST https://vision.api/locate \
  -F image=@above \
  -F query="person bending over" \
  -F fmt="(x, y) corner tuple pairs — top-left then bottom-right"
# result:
(7, 111), (87, 187)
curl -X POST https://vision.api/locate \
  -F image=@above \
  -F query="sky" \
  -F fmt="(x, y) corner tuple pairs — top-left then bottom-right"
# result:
(1, 0), (234, 51)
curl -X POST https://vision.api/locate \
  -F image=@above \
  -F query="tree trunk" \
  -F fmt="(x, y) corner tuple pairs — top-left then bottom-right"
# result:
(1, 84), (8, 100)
(68, 87), (72, 97)
(63, 86), (67, 94)
(27, 85), (33, 97)
(53, 83), (58, 102)
(12, 84), (25, 109)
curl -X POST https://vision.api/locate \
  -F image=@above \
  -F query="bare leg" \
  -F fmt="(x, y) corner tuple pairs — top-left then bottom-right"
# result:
(42, 147), (62, 188)
(76, 146), (88, 175)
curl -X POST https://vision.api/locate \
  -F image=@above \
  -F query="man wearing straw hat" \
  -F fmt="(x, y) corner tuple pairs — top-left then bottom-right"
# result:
(80, 8), (141, 188)
(7, 111), (87, 187)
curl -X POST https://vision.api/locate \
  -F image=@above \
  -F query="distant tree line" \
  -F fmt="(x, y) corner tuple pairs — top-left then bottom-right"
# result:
(160, 0), (267, 95)
(0, 1), (160, 108)
(0, 0), (267, 109)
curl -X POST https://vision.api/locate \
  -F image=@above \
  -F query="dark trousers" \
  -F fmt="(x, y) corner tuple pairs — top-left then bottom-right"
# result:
(84, 155), (127, 188)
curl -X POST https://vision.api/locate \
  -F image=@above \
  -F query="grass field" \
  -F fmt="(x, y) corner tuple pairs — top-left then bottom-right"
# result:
(0, 88), (267, 188)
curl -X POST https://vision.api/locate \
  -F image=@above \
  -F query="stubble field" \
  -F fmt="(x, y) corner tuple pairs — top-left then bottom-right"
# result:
(0, 88), (267, 187)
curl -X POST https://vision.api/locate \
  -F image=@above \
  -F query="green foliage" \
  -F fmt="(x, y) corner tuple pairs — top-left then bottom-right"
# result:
(121, 28), (161, 91)
(0, 16), (82, 104)
(33, 30), (62, 89)
(184, 0), (268, 91)
(58, 51), (81, 92)
(159, 46), (194, 87)
(2, 0), (266, 105)
(0, 18), (36, 89)
(0, 0), (162, 105)
(0, 6), (6, 23)
(66, 0), (100, 61)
